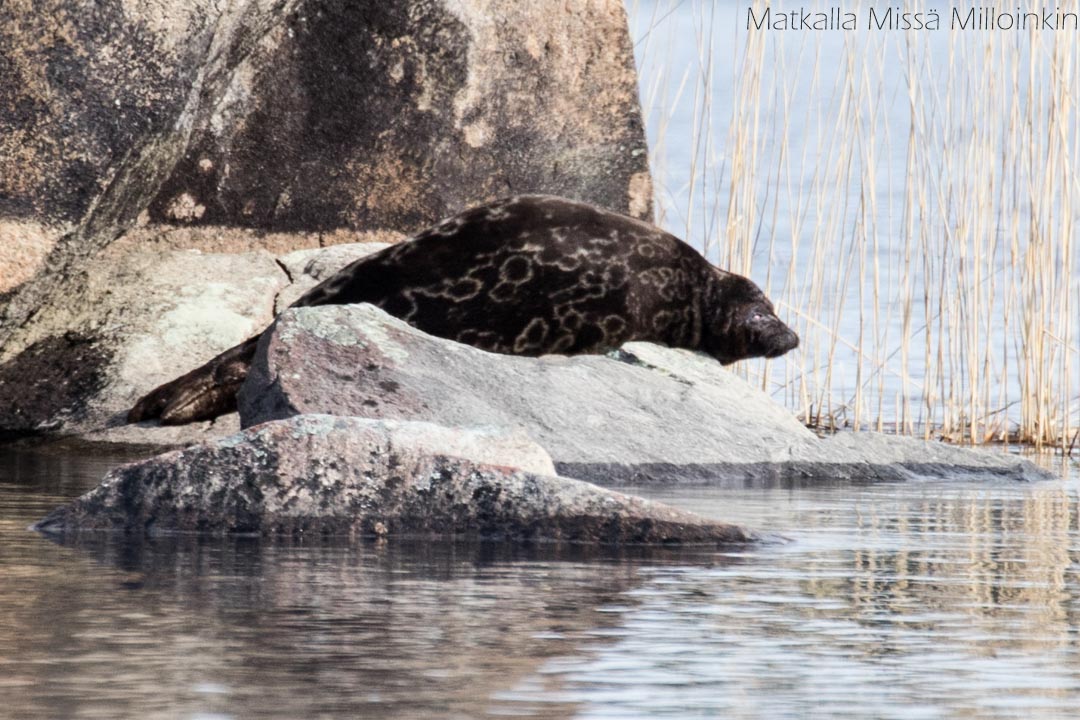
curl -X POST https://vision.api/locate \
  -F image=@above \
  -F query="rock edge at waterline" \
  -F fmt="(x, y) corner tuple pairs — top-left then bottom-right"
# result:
(32, 415), (757, 546)
(239, 304), (1052, 485)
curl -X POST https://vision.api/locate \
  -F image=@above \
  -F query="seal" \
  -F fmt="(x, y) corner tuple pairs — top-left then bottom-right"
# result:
(128, 194), (798, 425)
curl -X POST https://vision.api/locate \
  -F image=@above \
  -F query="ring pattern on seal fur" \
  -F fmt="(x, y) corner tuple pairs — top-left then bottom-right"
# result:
(127, 195), (799, 426)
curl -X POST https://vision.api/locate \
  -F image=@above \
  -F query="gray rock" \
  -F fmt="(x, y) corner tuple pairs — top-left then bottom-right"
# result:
(33, 415), (753, 545)
(274, 242), (394, 312)
(0, 246), (288, 442)
(239, 304), (1052, 484)
(0, 239), (404, 444)
(617, 342), (1050, 484)
(797, 432), (1049, 483)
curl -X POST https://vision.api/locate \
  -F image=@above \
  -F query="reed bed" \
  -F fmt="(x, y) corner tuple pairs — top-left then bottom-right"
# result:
(629, 0), (1080, 450)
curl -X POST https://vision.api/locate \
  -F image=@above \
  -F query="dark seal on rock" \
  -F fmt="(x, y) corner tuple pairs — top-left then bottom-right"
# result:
(129, 195), (799, 425)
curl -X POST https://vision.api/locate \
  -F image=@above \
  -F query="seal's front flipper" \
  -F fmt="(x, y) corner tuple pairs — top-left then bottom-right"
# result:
(127, 335), (260, 425)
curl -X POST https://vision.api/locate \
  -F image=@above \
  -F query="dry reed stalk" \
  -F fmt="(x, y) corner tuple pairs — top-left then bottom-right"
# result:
(630, 0), (1078, 449)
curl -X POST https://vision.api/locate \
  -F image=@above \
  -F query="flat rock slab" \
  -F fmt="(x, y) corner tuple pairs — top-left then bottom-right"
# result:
(33, 415), (754, 545)
(239, 305), (1051, 484)
(618, 344), (1051, 484)
(796, 432), (1048, 482)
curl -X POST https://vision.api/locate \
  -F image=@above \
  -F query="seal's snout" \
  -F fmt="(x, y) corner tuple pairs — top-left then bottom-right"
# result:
(764, 327), (799, 358)
(702, 274), (802, 364)
(750, 311), (799, 360)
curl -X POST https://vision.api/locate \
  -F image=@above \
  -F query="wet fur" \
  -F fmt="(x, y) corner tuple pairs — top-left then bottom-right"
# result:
(129, 195), (798, 425)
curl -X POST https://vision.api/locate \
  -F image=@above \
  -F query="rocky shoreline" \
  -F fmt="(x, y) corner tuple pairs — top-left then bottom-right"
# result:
(33, 414), (757, 545)
(29, 287), (1051, 546)
(1, 0), (1055, 547)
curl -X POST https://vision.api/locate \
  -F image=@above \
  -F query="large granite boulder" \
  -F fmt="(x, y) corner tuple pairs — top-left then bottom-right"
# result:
(0, 0), (650, 331)
(33, 415), (754, 545)
(0, 0), (651, 440)
(239, 304), (1051, 484)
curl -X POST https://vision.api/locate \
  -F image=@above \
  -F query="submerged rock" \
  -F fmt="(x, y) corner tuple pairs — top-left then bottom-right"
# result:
(32, 415), (753, 545)
(239, 304), (1051, 484)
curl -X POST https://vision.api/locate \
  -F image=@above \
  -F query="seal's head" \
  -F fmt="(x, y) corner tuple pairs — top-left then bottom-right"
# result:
(703, 272), (799, 365)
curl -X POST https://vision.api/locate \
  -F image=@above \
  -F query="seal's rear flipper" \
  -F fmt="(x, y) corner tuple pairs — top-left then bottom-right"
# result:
(127, 335), (260, 425)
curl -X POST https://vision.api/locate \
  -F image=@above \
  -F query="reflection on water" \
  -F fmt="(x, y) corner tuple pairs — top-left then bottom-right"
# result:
(516, 478), (1080, 719)
(2, 446), (1080, 719)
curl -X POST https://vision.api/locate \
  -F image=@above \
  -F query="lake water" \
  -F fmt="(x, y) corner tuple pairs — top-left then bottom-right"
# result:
(2, 2), (1077, 718)
(4, 445), (1080, 719)
(627, 0), (1080, 437)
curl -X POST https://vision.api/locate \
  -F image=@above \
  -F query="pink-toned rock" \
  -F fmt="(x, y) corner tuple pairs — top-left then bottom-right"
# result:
(1, 0), (650, 343)
(1, 0), (652, 441)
